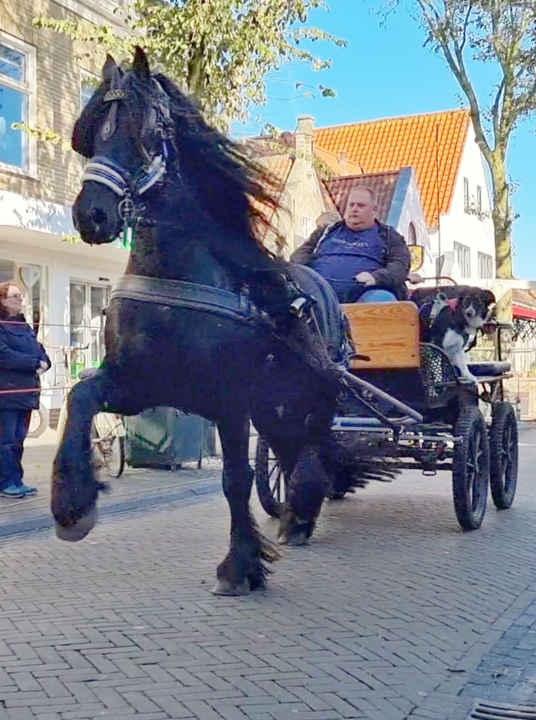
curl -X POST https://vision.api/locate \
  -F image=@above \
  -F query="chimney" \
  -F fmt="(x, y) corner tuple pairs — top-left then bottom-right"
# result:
(295, 114), (315, 162)
(338, 150), (347, 172)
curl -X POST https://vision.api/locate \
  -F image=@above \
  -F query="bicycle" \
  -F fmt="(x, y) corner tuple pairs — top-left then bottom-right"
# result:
(55, 346), (126, 478)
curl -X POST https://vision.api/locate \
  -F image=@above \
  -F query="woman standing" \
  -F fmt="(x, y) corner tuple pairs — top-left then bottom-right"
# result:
(0, 281), (50, 498)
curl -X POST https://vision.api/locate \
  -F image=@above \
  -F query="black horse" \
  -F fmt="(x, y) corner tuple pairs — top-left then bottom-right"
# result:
(53, 48), (389, 595)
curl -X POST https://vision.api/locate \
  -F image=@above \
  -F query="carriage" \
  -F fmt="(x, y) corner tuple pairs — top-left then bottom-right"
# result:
(255, 293), (518, 532)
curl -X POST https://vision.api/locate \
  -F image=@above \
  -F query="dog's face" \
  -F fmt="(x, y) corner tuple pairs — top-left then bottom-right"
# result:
(459, 289), (495, 329)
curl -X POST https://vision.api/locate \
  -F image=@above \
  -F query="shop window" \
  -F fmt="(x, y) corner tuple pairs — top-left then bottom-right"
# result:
(70, 281), (110, 373)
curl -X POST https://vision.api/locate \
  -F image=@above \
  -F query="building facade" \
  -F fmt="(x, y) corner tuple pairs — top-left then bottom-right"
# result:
(252, 116), (430, 266)
(315, 109), (496, 285)
(0, 0), (128, 420)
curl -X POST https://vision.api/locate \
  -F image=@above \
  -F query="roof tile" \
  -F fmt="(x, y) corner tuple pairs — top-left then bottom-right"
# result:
(315, 109), (470, 226)
(325, 171), (400, 223)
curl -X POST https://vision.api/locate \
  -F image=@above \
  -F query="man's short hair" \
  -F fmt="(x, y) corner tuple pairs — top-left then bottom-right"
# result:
(316, 211), (340, 229)
(348, 185), (378, 206)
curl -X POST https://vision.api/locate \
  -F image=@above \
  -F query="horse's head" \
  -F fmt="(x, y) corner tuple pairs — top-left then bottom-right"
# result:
(72, 48), (173, 244)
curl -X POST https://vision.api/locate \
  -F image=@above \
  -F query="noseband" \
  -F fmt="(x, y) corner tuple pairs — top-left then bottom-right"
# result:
(81, 77), (174, 235)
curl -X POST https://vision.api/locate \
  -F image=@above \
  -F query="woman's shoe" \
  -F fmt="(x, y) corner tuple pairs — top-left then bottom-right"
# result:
(0, 485), (25, 498)
(19, 484), (37, 497)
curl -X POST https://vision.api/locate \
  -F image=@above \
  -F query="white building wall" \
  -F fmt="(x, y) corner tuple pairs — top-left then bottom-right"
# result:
(0, 190), (127, 413)
(430, 123), (495, 284)
(387, 167), (434, 278)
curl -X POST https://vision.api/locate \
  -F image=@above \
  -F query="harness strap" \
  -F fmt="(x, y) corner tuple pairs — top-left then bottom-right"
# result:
(110, 275), (267, 326)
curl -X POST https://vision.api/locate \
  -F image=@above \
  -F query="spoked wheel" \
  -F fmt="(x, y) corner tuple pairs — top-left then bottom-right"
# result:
(27, 404), (49, 439)
(254, 435), (288, 518)
(452, 406), (490, 531)
(91, 413), (126, 479)
(489, 402), (518, 510)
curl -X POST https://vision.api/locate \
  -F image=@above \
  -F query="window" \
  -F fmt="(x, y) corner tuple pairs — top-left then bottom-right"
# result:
(407, 222), (417, 246)
(0, 34), (35, 171)
(476, 185), (482, 215)
(302, 215), (313, 238)
(454, 241), (471, 278)
(70, 282), (110, 372)
(463, 177), (470, 213)
(80, 70), (98, 109)
(478, 252), (493, 279)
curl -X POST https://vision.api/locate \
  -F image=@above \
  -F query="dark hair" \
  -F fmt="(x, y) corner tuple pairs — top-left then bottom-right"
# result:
(0, 280), (23, 320)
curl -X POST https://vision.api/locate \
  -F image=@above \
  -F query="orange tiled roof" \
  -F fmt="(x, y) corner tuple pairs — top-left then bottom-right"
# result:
(257, 154), (294, 191)
(314, 146), (363, 177)
(250, 154), (294, 244)
(325, 171), (400, 224)
(315, 109), (471, 227)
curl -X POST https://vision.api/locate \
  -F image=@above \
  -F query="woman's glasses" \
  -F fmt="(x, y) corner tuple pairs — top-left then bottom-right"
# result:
(6, 294), (23, 300)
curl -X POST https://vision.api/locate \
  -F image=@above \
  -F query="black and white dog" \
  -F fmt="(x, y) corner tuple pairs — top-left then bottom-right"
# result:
(412, 286), (496, 384)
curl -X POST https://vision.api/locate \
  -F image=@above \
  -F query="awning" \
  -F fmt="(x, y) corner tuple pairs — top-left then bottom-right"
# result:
(513, 304), (536, 320)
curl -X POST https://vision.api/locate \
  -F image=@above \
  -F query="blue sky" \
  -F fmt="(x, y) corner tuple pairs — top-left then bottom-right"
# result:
(235, 0), (535, 278)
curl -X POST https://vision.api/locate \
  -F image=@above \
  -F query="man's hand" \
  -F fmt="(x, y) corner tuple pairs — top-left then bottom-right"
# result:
(355, 272), (376, 286)
(36, 360), (48, 376)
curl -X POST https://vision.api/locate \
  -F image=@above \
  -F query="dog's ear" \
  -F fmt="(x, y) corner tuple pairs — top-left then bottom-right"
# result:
(482, 290), (496, 306)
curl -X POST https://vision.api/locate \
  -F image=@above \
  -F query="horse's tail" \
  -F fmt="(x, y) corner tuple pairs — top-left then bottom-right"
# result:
(322, 432), (399, 496)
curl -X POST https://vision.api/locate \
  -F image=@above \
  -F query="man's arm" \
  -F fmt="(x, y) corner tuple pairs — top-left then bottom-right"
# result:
(371, 228), (410, 289)
(290, 227), (325, 265)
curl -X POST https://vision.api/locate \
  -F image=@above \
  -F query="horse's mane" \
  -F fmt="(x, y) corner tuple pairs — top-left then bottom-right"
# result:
(73, 67), (284, 253)
(153, 74), (284, 249)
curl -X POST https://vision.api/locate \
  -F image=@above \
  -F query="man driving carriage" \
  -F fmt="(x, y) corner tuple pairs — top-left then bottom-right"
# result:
(291, 187), (410, 304)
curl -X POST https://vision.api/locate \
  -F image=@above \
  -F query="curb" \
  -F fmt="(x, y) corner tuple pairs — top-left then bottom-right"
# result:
(0, 479), (222, 540)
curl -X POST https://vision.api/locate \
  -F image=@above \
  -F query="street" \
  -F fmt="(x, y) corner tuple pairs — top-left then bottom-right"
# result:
(0, 426), (536, 719)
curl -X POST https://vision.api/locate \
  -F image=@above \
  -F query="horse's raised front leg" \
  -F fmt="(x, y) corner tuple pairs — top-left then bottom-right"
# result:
(52, 370), (110, 542)
(213, 415), (278, 596)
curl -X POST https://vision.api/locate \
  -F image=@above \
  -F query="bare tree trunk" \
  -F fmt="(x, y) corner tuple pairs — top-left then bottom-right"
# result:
(490, 154), (513, 279)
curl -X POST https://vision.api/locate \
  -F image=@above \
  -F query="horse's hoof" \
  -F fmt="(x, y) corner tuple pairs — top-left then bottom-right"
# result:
(278, 531), (308, 546)
(211, 578), (251, 596)
(55, 507), (98, 542)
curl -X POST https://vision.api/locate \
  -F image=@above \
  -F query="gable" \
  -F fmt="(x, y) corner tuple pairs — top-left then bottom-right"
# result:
(315, 109), (471, 227)
(325, 171), (400, 223)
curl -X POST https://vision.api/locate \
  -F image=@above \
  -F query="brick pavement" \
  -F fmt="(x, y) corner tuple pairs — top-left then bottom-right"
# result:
(0, 429), (223, 538)
(0, 427), (536, 719)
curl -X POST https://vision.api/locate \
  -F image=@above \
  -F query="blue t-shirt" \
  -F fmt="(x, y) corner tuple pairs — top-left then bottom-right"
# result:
(311, 224), (385, 301)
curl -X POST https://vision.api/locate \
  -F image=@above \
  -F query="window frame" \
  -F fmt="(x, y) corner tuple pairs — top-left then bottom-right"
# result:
(478, 251), (493, 280)
(476, 185), (482, 216)
(454, 241), (471, 279)
(0, 31), (36, 176)
(80, 69), (98, 109)
(463, 177), (470, 213)
(301, 215), (314, 239)
(69, 280), (110, 370)
(407, 222), (417, 246)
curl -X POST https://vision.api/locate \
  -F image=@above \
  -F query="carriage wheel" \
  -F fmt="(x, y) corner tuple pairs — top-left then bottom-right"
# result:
(91, 415), (126, 479)
(452, 406), (490, 531)
(489, 402), (518, 510)
(254, 436), (288, 518)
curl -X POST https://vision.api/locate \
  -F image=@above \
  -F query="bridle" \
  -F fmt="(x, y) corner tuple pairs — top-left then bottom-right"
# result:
(80, 71), (174, 241)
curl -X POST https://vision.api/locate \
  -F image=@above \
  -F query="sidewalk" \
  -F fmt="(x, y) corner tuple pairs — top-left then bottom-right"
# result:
(0, 427), (224, 537)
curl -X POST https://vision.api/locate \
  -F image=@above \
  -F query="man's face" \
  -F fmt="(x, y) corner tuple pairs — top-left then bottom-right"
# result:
(344, 189), (377, 231)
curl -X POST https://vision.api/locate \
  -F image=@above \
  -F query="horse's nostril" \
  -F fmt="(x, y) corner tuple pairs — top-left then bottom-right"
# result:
(89, 208), (106, 226)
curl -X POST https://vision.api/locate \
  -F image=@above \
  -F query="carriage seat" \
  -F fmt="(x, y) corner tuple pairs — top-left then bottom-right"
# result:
(341, 301), (420, 370)
(467, 361), (511, 377)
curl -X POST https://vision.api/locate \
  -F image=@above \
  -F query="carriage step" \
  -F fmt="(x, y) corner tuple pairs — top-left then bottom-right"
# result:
(332, 417), (383, 430)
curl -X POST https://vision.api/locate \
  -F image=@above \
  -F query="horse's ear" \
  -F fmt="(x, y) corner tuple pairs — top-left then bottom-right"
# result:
(102, 54), (117, 82)
(132, 46), (150, 83)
